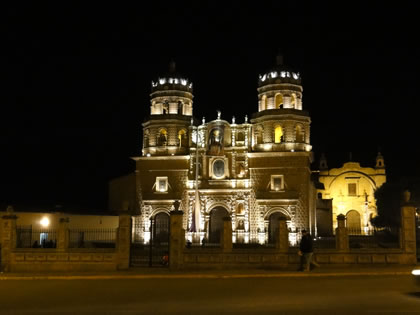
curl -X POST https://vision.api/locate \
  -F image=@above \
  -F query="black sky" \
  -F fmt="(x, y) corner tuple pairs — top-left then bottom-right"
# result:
(2, 2), (419, 209)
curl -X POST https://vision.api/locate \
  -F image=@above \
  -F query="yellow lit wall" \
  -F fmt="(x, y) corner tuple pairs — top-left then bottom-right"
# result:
(318, 162), (386, 229)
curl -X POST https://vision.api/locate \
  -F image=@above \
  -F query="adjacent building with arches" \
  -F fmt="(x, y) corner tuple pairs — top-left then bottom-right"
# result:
(316, 153), (386, 233)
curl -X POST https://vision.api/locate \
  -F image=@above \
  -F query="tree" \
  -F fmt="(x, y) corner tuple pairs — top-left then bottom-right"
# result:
(372, 177), (420, 228)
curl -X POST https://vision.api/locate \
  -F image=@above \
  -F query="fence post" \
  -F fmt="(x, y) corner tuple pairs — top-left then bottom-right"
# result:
(117, 214), (131, 270)
(1, 212), (17, 272)
(276, 217), (289, 253)
(222, 217), (232, 253)
(58, 217), (69, 252)
(400, 190), (417, 263)
(169, 210), (184, 270)
(335, 214), (349, 252)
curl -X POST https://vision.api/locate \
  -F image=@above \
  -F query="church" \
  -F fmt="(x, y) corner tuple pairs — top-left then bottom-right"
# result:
(109, 57), (385, 246)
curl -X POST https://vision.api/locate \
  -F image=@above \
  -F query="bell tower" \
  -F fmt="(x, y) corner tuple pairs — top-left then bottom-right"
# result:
(251, 55), (311, 153)
(142, 61), (194, 156)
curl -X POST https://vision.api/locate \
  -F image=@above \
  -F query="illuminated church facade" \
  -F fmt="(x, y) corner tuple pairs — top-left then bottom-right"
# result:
(109, 58), (384, 245)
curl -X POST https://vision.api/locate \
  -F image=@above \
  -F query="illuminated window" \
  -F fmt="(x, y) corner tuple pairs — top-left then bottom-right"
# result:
(295, 125), (304, 143)
(261, 95), (267, 110)
(178, 129), (187, 147)
(348, 183), (357, 196)
(291, 93), (297, 108)
(144, 129), (150, 148)
(157, 129), (167, 146)
(274, 126), (283, 143)
(256, 127), (263, 145)
(271, 175), (284, 191)
(156, 177), (168, 193)
(275, 94), (283, 109)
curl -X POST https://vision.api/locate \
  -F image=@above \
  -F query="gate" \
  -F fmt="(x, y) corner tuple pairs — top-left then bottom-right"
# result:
(130, 213), (170, 267)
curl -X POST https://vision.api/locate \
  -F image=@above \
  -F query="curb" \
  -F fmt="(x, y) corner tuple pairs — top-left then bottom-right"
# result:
(0, 271), (413, 280)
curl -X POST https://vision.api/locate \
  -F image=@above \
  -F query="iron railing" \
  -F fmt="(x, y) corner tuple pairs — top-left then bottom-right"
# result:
(348, 227), (400, 248)
(16, 226), (57, 248)
(69, 228), (117, 248)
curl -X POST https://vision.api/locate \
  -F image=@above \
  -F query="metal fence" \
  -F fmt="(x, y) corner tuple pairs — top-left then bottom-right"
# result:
(348, 227), (400, 249)
(313, 236), (336, 249)
(16, 226), (57, 248)
(69, 228), (117, 248)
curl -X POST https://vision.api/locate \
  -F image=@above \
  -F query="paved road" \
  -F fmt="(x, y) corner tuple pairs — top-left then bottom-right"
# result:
(1, 275), (419, 314)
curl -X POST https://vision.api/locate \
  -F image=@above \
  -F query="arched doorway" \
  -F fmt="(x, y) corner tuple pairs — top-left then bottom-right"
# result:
(346, 210), (361, 232)
(268, 212), (288, 244)
(153, 212), (170, 244)
(209, 207), (229, 243)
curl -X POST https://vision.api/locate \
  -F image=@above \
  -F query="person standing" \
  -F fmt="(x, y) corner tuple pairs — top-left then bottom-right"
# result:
(298, 229), (318, 271)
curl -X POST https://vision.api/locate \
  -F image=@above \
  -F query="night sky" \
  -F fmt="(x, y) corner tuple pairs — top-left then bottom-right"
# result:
(3, 2), (419, 210)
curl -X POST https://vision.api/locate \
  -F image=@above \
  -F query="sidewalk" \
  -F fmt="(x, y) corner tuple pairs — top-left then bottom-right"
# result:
(1, 264), (418, 280)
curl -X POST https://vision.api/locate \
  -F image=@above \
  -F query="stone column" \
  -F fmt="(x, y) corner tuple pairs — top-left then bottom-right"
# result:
(221, 217), (232, 253)
(400, 190), (417, 263)
(169, 210), (185, 270)
(276, 217), (289, 253)
(57, 218), (69, 252)
(1, 214), (17, 272)
(117, 214), (131, 270)
(335, 214), (349, 252)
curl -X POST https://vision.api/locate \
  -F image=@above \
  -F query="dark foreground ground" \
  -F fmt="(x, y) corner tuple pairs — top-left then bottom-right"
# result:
(1, 272), (420, 314)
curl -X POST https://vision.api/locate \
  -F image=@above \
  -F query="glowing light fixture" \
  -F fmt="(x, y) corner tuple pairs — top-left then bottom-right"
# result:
(412, 269), (420, 276)
(40, 217), (50, 227)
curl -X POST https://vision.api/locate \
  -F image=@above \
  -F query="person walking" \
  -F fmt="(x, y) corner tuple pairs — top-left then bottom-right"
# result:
(298, 229), (318, 271)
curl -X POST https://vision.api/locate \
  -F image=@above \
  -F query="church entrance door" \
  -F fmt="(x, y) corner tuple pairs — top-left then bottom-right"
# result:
(208, 207), (229, 244)
(268, 212), (288, 244)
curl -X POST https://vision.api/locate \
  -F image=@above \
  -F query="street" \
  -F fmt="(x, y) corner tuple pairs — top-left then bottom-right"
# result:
(1, 275), (419, 314)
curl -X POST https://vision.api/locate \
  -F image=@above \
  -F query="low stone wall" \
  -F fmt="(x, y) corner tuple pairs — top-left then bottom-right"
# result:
(9, 249), (117, 272)
(313, 249), (416, 265)
(180, 247), (415, 270)
(183, 249), (289, 270)
(1, 214), (131, 273)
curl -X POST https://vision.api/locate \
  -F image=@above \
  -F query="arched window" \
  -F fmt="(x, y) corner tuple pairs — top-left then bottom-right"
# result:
(261, 95), (267, 111)
(275, 94), (283, 109)
(162, 101), (169, 114)
(178, 101), (183, 115)
(144, 130), (150, 148)
(295, 125), (304, 143)
(178, 129), (187, 147)
(291, 93), (297, 108)
(274, 126), (283, 143)
(157, 129), (167, 146)
(256, 127), (263, 144)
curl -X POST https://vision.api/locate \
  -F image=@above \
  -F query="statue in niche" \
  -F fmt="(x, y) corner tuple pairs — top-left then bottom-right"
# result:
(208, 128), (223, 155)
(237, 220), (245, 230)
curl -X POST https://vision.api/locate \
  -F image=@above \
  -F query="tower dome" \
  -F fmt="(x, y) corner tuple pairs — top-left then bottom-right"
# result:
(150, 61), (193, 116)
(257, 55), (302, 111)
